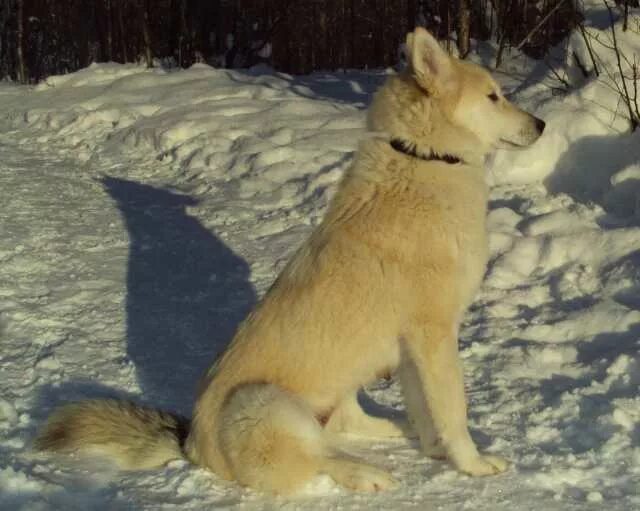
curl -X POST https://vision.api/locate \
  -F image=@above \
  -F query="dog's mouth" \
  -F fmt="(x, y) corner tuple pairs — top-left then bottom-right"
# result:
(498, 119), (546, 149)
(497, 138), (528, 149)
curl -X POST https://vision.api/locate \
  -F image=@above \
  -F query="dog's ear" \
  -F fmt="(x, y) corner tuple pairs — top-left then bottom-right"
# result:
(406, 27), (455, 94)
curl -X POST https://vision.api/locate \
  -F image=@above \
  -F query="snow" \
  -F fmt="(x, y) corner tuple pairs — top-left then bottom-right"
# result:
(1, 12), (639, 511)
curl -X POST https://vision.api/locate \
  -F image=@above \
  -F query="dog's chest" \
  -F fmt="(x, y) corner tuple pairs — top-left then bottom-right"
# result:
(411, 176), (489, 307)
(455, 219), (488, 308)
(448, 192), (489, 309)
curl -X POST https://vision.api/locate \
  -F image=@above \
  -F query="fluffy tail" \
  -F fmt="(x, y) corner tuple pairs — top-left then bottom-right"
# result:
(34, 399), (189, 470)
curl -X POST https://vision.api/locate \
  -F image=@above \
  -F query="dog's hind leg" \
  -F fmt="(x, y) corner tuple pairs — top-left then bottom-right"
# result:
(324, 391), (414, 439)
(218, 383), (396, 493)
(218, 383), (324, 494)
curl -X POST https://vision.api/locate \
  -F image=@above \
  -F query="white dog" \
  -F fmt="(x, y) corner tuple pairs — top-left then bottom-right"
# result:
(36, 27), (545, 494)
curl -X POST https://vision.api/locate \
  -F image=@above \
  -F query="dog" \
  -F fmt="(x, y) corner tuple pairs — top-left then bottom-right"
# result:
(35, 27), (545, 494)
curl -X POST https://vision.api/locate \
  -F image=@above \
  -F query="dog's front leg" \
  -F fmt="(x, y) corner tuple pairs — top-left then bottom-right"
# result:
(399, 324), (508, 476)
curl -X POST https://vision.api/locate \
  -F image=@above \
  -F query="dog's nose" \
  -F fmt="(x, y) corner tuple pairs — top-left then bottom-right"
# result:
(535, 117), (546, 134)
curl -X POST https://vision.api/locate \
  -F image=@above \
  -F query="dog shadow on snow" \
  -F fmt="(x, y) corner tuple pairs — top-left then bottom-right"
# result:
(105, 177), (257, 414)
(36, 178), (257, 419)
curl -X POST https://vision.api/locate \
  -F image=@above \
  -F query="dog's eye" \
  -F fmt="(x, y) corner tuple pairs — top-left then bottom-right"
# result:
(488, 92), (499, 102)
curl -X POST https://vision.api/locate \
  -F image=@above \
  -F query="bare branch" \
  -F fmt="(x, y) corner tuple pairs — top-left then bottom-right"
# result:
(578, 23), (600, 76)
(604, 0), (638, 130)
(515, 0), (569, 51)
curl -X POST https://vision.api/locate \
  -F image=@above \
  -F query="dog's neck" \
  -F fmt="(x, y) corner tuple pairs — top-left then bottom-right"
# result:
(389, 138), (464, 165)
(367, 73), (489, 168)
(389, 103), (488, 168)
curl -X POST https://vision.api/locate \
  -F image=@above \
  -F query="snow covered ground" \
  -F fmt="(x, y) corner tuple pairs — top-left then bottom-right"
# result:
(1, 8), (640, 510)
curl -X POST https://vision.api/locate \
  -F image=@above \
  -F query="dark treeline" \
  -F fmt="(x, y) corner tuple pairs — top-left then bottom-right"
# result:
(0, 0), (585, 83)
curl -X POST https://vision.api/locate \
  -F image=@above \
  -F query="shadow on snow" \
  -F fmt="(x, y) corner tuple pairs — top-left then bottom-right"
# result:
(102, 177), (257, 414)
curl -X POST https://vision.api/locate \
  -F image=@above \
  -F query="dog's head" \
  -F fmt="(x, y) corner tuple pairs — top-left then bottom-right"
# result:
(404, 27), (545, 150)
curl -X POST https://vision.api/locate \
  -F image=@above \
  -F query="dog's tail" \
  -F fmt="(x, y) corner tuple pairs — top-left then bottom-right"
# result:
(34, 399), (189, 470)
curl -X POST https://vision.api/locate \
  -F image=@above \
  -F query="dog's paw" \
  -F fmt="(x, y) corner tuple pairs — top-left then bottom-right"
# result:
(340, 464), (398, 492)
(457, 454), (509, 476)
(424, 442), (447, 460)
(326, 459), (398, 492)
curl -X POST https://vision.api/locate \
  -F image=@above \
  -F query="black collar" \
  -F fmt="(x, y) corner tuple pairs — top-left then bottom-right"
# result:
(390, 138), (464, 165)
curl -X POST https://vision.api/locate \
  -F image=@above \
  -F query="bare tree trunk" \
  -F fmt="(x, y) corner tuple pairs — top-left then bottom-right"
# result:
(179, 0), (191, 66)
(407, 0), (417, 29)
(140, 0), (153, 67)
(106, 0), (113, 60)
(457, 0), (471, 58)
(349, 0), (355, 69)
(0, 0), (11, 78)
(16, 0), (27, 83)
(445, 2), (452, 52)
(118, 1), (128, 62)
(495, 0), (514, 69)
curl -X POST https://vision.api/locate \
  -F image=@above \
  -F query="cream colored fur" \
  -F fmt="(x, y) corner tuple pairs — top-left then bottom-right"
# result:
(35, 27), (545, 494)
